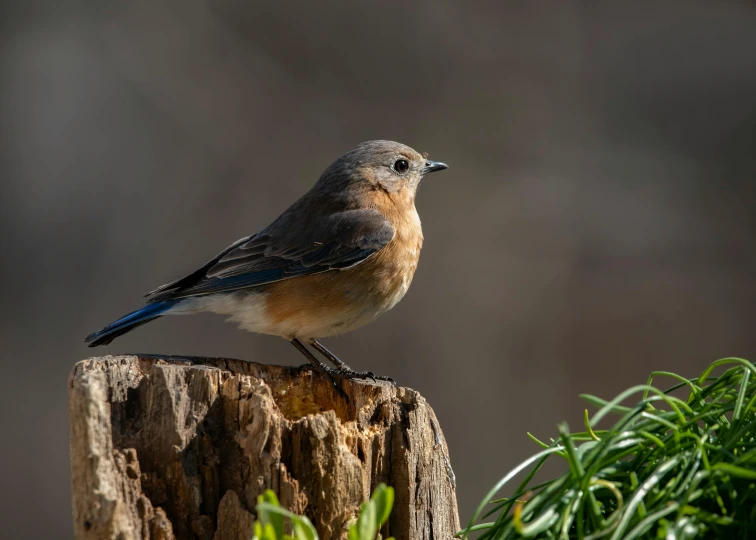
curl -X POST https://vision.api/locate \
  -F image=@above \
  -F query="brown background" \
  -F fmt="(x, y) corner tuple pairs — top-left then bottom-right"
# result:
(2, 1), (755, 537)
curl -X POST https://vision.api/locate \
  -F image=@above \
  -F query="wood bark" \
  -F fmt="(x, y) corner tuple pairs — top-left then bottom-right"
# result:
(69, 355), (459, 540)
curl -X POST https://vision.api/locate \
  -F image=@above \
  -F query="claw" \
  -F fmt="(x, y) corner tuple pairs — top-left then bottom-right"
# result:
(306, 340), (394, 384)
(327, 368), (385, 383)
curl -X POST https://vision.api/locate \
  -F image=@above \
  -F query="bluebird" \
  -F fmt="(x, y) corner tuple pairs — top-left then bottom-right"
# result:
(85, 140), (447, 382)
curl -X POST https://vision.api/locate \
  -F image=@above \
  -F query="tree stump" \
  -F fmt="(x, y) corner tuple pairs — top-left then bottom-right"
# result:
(68, 355), (459, 540)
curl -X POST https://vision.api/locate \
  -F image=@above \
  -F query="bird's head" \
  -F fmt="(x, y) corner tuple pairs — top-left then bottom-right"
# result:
(317, 140), (448, 202)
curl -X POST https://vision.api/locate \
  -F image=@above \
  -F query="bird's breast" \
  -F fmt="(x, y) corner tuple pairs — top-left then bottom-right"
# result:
(364, 225), (423, 310)
(259, 212), (423, 339)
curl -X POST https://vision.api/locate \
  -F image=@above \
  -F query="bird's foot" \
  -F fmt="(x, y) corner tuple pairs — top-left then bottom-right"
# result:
(308, 339), (396, 383)
(297, 363), (394, 385)
(330, 368), (395, 385)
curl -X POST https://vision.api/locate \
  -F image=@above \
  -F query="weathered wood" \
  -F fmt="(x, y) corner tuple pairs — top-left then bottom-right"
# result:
(69, 355), (459, 540)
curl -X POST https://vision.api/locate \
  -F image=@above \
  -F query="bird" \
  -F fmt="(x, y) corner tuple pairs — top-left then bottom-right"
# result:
(85, 140), (448, 382)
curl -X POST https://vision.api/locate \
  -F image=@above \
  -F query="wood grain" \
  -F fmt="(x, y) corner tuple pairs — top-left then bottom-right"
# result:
(68, 355), (459, 539)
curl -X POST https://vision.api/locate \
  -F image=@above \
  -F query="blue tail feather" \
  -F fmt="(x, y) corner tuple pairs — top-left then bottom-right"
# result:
(85, 300), (178, 347)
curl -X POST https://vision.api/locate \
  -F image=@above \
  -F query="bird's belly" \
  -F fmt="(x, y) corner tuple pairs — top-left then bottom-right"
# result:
(262, 277), (409, 339)
(261, 246), (418, 339)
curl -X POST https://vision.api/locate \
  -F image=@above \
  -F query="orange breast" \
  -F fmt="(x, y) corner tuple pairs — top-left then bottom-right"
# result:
(262, 203), (423, 339)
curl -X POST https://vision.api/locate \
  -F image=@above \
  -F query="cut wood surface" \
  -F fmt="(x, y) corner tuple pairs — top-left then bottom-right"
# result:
(69, 355), (459, 539)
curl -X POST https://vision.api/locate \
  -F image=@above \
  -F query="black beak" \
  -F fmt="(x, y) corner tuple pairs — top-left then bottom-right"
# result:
(421, 160), (448, 174)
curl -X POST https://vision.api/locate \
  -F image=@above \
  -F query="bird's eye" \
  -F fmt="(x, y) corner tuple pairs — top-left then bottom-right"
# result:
(393, 159), (409, 174)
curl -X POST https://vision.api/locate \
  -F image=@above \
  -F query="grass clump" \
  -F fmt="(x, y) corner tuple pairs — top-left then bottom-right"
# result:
(458, 357), (756, 539)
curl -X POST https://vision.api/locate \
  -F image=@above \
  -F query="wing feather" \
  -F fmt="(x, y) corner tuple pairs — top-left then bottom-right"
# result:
(146, 209), (394, 302)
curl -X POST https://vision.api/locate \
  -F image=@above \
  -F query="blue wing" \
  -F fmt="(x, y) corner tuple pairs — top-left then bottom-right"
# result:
(145, 208), (395, 302)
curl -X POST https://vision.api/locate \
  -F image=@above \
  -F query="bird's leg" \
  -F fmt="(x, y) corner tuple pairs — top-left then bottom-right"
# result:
(309, 339), (352, 370)
(296, 338), (373, 382)
(290, 338), (347, 396)
(290, 338), (332, 373)
(310, 339), (395, 384)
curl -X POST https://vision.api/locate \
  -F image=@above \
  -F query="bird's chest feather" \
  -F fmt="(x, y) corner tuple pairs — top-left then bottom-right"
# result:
(360, 226), (423, 309)
(259, 206), (423, 338)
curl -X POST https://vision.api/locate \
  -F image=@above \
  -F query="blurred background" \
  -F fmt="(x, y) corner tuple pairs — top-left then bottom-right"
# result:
(2, 0), (756, 537)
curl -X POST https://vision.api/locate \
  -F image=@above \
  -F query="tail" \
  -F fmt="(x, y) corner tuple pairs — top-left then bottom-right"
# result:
(85, 300), (179, 347)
